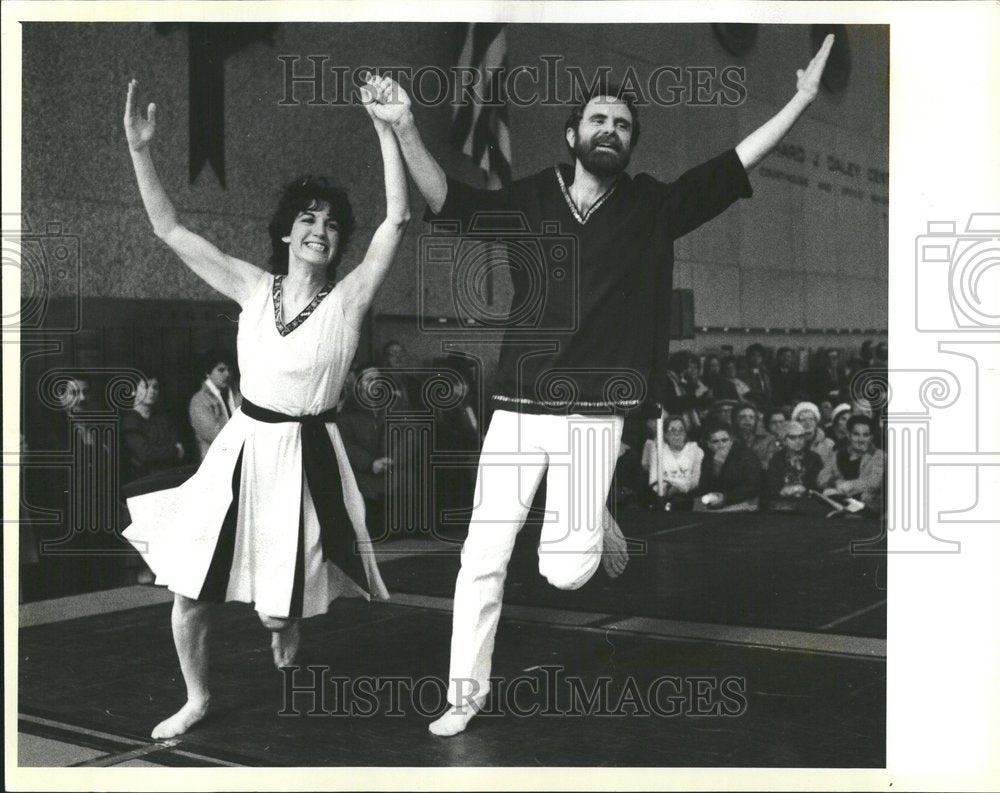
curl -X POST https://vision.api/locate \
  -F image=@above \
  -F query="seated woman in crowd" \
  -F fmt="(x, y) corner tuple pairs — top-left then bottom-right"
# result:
(824, 402), (852, 452)
(696, 423), (763, 512)
(819, 415), (885, 512)
(790, 401), (835, 467)
(758, 409), (789, 468)
(641, 414), (704, 511)
(122, 371), (188, 586)
(763, 419), (824, 511)
(122, 370), (185, 483)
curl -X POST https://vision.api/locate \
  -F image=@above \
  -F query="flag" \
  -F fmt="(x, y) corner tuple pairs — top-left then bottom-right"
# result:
(155, 23), (276, 188)
(450, 23), (512, 188)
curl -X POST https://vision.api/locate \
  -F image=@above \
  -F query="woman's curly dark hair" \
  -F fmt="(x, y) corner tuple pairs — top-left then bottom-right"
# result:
(267, 176), (356, 279)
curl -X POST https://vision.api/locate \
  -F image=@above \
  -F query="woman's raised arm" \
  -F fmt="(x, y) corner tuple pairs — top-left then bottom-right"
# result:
(125, 80), (265, 306)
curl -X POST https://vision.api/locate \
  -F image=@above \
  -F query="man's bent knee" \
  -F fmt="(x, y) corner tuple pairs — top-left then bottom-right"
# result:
(538, 552), (599, 591)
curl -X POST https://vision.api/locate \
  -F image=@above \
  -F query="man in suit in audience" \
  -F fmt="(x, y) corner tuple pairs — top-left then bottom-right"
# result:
(744, 344), (773, 412)
(189, 351), (241, 461)
(733, 402), (775, 465)
(770, 346), (801, 410)
(811, 347), (847, 404)
(696, 422), (763, 511)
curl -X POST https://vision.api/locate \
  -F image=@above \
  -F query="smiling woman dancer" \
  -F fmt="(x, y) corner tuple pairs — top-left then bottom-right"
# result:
(121, 74), (409, 739)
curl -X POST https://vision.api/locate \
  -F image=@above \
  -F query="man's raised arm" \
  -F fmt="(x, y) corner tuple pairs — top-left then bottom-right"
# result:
(366, 75), (448, 214)
(735, 34), (834, 171)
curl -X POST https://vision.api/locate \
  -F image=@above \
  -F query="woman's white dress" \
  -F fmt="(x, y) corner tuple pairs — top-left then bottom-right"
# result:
(124, 273), (389, 618)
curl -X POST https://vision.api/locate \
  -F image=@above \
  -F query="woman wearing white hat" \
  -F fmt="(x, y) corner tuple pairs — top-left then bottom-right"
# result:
(824, 403), (852, 452)
(790, 401), (835, 467)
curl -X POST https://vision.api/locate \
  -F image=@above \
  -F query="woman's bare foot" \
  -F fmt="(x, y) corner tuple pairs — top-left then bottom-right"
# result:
(270, 620), (300, 669)
(150, 697), (209, 739)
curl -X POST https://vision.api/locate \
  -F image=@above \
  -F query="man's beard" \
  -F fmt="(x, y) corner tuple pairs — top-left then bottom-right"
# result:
(574, 133), (630, 178)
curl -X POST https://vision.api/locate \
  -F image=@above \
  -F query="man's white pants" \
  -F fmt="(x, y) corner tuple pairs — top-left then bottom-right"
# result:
(446, 409), (624, 707)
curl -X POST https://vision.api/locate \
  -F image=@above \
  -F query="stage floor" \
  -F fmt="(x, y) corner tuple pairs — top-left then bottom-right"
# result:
(17, 507), (886, 768)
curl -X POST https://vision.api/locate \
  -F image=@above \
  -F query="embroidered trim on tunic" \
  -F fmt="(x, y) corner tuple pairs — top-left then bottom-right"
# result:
(272, 275), (334, 337)
(554, 167), (619, 225)
(492, 393), (641, 409)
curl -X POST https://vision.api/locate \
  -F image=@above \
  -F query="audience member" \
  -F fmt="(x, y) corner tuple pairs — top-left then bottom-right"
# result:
(28, 375), (91, 451)
(819, 399), (834, 428)
(819, 415), (885, 512)
(381, 339), (407, 370)
(811, 347), (847, 403)
(790, 401), (835, 467)
(122, 371), (185, 483)
(19, 433), (40, 602)
(338, 365), (393, 538)
(743, 343), (773, 411)
(825, 403), (852, 452)
(862, 339), (875, 364)
(641, 414), (704, 511)
(337, 366), (358, 412)
(380, 339), (419, 409)
(615, 408), (655, 506)
(733, 402), (776, 467)
(847, 340), (875, 382)
(25, 374), (124, 595)
(705, 398), (739, 430)
(874, 341), (888, 367)
(758, 409), (788, 468)
(188, 350), (241, 460)
(849, 395), (883, 449)
(431, 369), (480, 446)
(696, 423), (763, 512)
(770, 346), (802, 409)
(763, 419), (824, 511)
(431, 367), (482, 525)
(721, 357), (751, 401)
(662, 351), (710, 432)
(702, 354), (729, 400)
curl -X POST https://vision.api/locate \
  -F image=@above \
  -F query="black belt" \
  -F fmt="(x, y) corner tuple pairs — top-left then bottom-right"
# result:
(241, 397), (368, 593)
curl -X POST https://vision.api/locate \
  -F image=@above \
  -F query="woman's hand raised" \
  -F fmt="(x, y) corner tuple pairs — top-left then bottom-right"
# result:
(124, 79), (157, 151)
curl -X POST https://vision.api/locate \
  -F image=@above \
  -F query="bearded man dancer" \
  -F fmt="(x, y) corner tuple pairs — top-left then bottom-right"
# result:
(368, 35), (833, 736)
